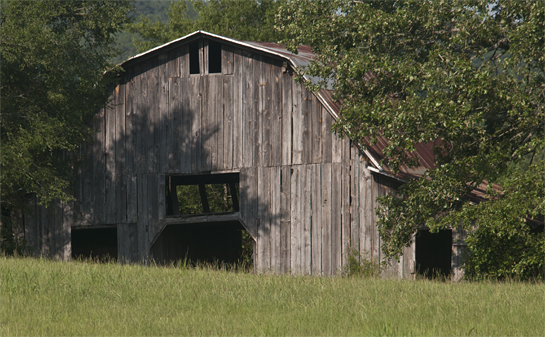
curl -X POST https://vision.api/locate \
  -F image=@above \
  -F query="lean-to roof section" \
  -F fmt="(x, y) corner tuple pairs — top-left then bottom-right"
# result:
(120, 30), (436, 180)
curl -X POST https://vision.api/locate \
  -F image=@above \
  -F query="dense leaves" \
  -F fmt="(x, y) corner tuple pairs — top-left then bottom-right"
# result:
(1, 1), (132, 210)
(277, 0), (544, 279)
(130, 0), (287, 53)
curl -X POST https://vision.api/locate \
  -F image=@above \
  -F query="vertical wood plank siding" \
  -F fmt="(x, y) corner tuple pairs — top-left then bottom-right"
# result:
(24, 39), (414, 278)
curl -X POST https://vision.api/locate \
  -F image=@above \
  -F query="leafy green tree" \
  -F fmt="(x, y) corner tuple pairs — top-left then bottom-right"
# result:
(276, 0), (544, 279)
(1, 0), (132, 244)
(130, 0), (287, 53)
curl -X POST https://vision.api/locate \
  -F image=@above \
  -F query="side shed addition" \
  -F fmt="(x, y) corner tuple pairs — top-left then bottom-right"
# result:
(22, 31), (460, 278)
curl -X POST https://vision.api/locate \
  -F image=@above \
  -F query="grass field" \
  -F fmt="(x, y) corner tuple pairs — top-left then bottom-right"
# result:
(1, 256), (543, 336)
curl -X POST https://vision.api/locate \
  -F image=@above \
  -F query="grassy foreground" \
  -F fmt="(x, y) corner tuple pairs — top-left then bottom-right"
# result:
(1, 257), (543, 336)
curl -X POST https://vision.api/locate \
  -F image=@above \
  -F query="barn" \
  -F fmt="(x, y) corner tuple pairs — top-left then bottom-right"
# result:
(21, 31), (464, 279)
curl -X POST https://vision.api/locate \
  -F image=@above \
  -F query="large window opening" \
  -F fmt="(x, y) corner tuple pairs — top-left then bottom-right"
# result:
(71, 227), (117, 261)
(189, 41), (200, 75)
(166, 173), (239, 216)
(208, 40), (222, 74)
(150, 220), (253, 268)
(415, 229), (452, 279)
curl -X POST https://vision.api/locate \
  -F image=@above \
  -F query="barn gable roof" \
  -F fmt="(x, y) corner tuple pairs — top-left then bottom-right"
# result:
(120, 30), (435, 182)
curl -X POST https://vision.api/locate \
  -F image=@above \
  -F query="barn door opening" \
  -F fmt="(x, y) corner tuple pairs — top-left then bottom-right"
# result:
(415, 229), (452, 279)
(71, 226), (117, 261)
(150, 220), (253, 268)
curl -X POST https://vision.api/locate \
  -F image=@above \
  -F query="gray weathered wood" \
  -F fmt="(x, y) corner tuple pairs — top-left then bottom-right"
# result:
(223, 75), (234, 170)
(257, 166), (271, 272)
(62, 200), (73, 260)
(168, 77), (180, 171)
(290, 166), (301, 274)
(242, 51), (255, 167)
(178, 45), (188, 77)
(281, 70), (293, 166)
(93, 108), (106, 224)
(322, 106), (333, 163)
(240, 167), (258, 239)
(331, 163), (342, 274)
(350, 144), (360, 251)
(360, 157), (370, 255)
(222, 44), (234, 75)
(190, 76), (203, 173)
(280, 166), (291, 273)
(310, 164), (322, 274)
(302, 165), (312, 274)
(366, 166), (379, 260)
(232, 48), (243, 168)
(301, 89), (311, 164)
(104, 92), (116, 224)
(118, 223), (138, 263)
(321, 163), (332, 275)
(116, 83), (127, 224)
(137, 173), (148, 260)
(331, 120), (342, 164)
(134, 64), (147, 174)
(292, 83), (303, 165)
(261, 59), (272, 167)
(270, 63), (283, 166)
(125, 68), (136, 177)
(270, 166), (281, 273)
(147, 57), (160, 173)
(127, 175), (138, 223)
(159, 55), (170, 173)
(341, 157), (351, 267)
(310, 92), (322, 163)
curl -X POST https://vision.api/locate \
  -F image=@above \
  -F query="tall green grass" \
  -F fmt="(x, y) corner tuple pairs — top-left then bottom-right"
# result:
(2, 256), (543, 336)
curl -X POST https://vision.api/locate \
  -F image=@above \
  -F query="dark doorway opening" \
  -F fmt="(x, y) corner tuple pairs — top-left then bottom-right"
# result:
(71, 227), (117, 261)
(150, 221), (253, 268)
(415, 229), (452, 279)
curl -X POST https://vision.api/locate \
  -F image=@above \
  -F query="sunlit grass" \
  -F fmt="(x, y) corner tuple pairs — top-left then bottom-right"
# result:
(1, 256), (543, 336)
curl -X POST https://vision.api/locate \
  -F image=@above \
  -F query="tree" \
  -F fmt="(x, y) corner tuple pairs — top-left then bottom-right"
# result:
(276, 0), (544, 279)
(130, 0), (287, 53)
(0, 0), (132, 251)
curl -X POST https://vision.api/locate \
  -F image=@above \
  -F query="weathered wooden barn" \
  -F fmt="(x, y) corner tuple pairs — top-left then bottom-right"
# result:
(21, 31), (464, 279)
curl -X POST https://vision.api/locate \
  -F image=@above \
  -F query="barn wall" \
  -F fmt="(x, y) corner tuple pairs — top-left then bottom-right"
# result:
(23, 38), (414, 277)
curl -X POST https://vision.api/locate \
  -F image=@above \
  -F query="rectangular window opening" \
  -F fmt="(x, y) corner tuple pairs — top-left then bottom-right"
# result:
(189, 41), (200, 75)
(166, 173), (240, 216)
(208, 40), (222, 74)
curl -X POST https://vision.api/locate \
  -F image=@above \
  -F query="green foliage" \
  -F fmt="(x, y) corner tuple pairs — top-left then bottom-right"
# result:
(175, 183), (239, 214)
(341, 247), (380, 278)
(0, 0), (132, 213)
(276, 0), (545, 280)
(2, 257), (544, 336)
(129, 0), (288, 53)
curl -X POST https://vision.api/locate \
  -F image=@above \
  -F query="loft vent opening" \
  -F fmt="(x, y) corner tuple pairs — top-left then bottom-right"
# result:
(71, 227), (117, 261)
(166, 173), (240, 216)
(208, 40), (222, 74)
(189, 41), (200, 75)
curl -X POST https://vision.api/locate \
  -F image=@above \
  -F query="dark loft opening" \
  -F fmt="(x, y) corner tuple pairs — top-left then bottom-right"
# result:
(189, 41), (200, 74)
(208, 40), (222, 73)
(150, 221), (253, 267)
(166, 173), (240, 216)
(71, 227), (117, 261)
(415, 229), (452, 279)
